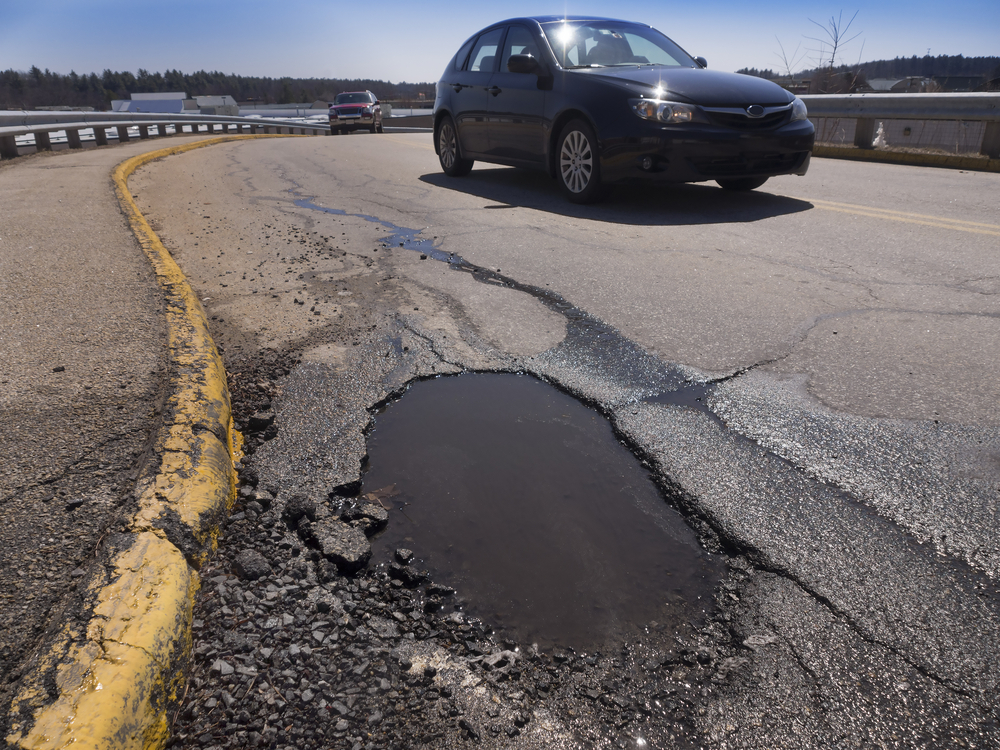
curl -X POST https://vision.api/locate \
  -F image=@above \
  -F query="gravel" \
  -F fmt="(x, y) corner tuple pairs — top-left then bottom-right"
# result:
(170, 470), (740, 750)
(167, 353), (742, 750)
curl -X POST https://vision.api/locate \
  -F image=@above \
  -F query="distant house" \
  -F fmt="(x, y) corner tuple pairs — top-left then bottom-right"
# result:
(112, 92), (191, 113)
(771, 76), (811, 95)
(861, 77), (932, 93)
(193, 96), (239, 116)
(110, 92), (239, 116)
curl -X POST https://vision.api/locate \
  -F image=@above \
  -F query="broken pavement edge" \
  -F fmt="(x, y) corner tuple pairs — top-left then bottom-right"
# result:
(3, 136), (298, 750)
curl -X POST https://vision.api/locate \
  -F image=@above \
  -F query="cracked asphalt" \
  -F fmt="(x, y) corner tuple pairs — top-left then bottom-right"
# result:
(127, 134), (1000, 747)
(0, 141), (185, 706)
(3, 130), (998, 748)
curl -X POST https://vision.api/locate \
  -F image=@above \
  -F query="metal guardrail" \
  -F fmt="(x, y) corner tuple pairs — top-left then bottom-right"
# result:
(800, 93), (1000, 157)
(0, 111), (331, 159)
(6, 94), (998, 161)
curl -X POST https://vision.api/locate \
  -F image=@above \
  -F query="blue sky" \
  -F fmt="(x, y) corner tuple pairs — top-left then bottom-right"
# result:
(2, 1), (997, 83)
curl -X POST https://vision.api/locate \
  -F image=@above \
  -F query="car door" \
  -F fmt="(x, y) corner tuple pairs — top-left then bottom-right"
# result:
(486, 24), (548, 164)
(447, 27), (504, 157)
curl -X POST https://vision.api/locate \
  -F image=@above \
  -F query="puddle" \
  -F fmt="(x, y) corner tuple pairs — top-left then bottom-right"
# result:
(361, 372), (723, 651)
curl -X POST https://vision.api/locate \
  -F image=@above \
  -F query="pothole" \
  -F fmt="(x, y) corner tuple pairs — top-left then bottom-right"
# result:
(361, 371), (723, 652)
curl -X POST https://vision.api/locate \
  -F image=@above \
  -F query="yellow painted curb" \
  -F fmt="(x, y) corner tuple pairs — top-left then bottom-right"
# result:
(813, 144), (1000, 172)
(5, 135), (285, 750)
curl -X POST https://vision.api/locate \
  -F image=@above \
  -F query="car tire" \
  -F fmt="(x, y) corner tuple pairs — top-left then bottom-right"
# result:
(716, 176), (769, 191)
(557, 119), (603, 203)
(437, 116), (474, 176)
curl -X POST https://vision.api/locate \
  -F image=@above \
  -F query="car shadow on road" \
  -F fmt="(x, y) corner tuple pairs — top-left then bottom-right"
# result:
(420, 167), (813, 226)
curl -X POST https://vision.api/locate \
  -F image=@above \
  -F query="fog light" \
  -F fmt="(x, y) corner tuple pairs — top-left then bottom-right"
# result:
(641, 156), (654, 171)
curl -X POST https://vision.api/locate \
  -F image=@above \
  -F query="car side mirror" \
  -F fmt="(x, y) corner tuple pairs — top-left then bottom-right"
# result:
(507, 54), (541, 75)
(695, 56), (708, 68)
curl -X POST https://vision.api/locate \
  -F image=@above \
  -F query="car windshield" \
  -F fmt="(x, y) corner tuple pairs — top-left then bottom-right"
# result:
(541, 21), (695, 69)
(334, 93), (372, 104)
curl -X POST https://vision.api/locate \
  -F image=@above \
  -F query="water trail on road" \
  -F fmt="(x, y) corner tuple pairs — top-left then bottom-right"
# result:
(291, 187), (692, 396)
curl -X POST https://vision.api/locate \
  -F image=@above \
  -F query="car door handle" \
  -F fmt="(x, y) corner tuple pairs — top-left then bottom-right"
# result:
(486, 86), (502, 96)
(450, 83), (464, 92)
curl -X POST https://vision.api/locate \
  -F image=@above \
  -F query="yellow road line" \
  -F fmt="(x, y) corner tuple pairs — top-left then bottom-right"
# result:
(5, 134), (285, 750)
(809, 199), (1000, 237)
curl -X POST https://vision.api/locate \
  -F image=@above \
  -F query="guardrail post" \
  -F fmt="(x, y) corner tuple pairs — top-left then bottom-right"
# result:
(854, 118), (876, 149)
(67, 129), (83, 149)
(94, 127), (108, 146)
(35, 131), (53, 152)
(982, 122), (1000, 159)
(116, 126), (130, 143)
(156, 124), (167, 137)
(138, 125), (150, 140)
(0, 135), (18, 159)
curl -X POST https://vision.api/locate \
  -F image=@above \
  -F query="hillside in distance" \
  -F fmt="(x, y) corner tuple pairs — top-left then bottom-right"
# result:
(738, 53), (1000, 83)
(0, 66), (437, 111)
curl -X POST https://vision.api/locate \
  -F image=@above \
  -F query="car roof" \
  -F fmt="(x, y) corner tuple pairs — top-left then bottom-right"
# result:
(489, 16), (640, 26)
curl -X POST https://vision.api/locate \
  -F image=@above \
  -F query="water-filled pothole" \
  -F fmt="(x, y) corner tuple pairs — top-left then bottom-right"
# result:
(361, 372), (723, 651)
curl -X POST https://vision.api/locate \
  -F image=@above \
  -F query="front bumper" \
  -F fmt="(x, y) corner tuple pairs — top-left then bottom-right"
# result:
(329, 112), (377, 130)
(599, 119), (815, 184)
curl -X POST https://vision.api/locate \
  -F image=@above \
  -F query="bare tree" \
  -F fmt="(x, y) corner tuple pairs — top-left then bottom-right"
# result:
(774, 37), (807, 79)
(806, 10), (863, 70)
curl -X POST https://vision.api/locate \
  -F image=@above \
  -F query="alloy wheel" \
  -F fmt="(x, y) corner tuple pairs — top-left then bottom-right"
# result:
(559, 130), (593, 193)
(439, 122), (457, 170)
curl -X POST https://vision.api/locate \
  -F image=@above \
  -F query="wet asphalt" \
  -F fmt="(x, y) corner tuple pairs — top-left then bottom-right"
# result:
(2, 131), (999, 749)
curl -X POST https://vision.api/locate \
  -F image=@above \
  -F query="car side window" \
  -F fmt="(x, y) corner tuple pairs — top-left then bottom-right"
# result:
(454, 38), (475, 71)
(500, 25), (541, 71)
(466, 28), (504, 73)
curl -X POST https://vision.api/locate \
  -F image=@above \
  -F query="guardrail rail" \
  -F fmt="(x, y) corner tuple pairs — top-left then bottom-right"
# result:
(801, 92), (1000, 158)
(0, 111), (331, 159)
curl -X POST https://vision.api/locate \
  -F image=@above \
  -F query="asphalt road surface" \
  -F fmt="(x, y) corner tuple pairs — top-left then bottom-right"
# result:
(0, 140), (178, 713)
(12, 132), (998, 749)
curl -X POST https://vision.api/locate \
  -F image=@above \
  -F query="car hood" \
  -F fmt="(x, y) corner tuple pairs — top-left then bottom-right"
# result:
(578, 66), (794, 107)
(330, 102), (374, 109)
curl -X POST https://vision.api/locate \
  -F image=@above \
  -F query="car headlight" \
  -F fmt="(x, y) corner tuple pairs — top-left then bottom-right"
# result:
(630, 99), (705, 124)
(790, 98), (808, 121)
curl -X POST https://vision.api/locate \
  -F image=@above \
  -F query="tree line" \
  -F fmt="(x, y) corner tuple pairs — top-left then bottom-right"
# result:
(0, 66), (437, 110)
(738, 54), (1000, 85)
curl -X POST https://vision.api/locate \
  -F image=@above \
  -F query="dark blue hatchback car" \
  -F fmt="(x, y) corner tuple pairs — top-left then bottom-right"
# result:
(433, 16), (815, 202)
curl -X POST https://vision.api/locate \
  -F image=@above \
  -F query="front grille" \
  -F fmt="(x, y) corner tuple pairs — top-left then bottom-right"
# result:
(704, 109), (791, 131)
(687, 151), (807, 177)
(337, 107), (363, 116)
